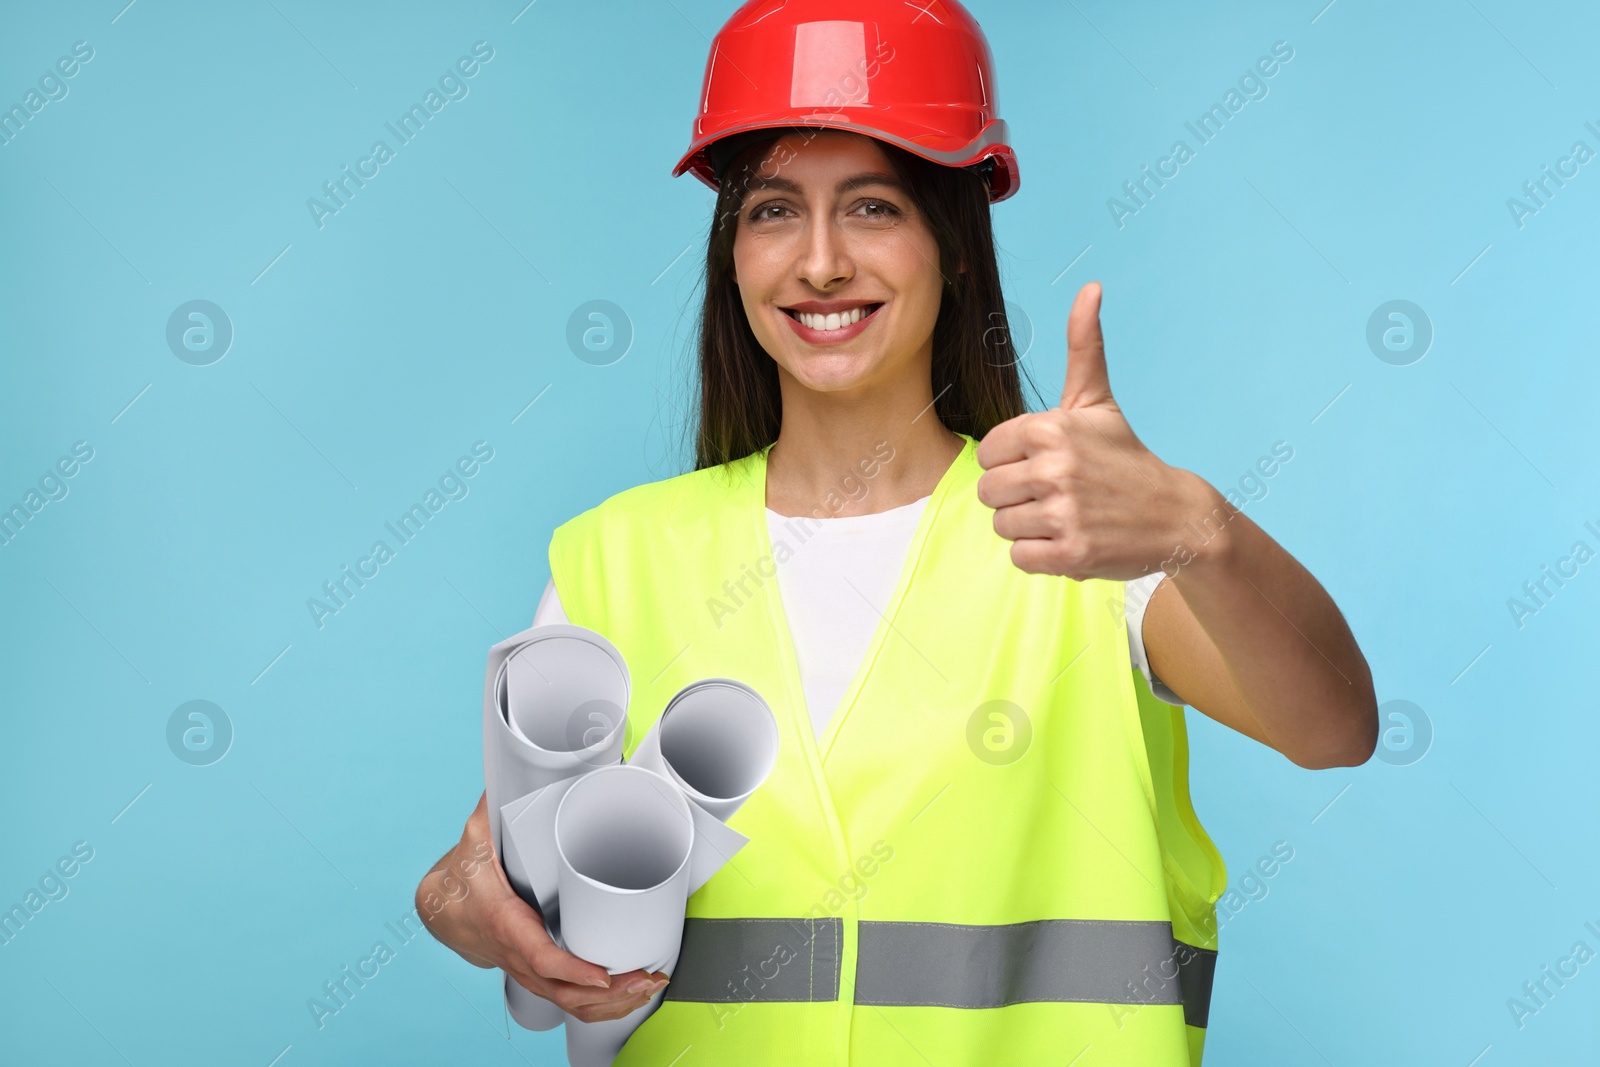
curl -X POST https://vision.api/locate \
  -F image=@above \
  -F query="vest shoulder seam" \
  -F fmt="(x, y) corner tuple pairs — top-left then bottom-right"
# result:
(554, 455), (757, 533)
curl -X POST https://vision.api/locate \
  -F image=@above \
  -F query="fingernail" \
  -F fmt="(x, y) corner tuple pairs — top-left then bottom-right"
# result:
(586, 976), (611, 989)
(626, 978), (651, 994)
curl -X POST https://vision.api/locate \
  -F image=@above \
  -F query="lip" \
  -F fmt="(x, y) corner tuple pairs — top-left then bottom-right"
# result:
(779, 302), (883, 346)
(782, 299), (882, 314)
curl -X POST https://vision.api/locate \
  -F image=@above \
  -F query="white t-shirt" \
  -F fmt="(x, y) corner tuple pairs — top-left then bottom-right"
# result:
(533, 497), (1183, 740)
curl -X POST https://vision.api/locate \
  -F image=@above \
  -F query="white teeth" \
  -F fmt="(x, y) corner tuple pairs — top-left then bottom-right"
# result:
(794, 305), (873, 331)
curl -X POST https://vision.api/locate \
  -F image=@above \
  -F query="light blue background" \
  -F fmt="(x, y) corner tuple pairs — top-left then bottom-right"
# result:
(2, 0), (1596, 1063)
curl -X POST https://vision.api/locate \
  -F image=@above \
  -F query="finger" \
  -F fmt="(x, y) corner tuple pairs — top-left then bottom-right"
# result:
(598, 968), (668, 998)
(560, 967), (667, 1008)
(508, 970), (640, 1016)
(570, 987), (658, 1024)
(572, 1001), (643, 1024)
(991, 500), (1058, 542)
(503, 907), (614, 991)
(511, 968), (666, 1014)
(975, 410), (1046, 470)
(1059, 281), (1112, 410)
(976, 459), (1054, 510)
(1007, 536), (1059, 576)
(568, 976), (666, 1020)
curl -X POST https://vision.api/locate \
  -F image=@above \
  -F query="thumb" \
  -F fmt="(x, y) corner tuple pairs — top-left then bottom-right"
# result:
(1059, 281), (1113, 410)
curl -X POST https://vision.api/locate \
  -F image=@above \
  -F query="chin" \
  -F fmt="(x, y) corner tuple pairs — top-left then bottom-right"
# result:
(785, 353), (883, 393)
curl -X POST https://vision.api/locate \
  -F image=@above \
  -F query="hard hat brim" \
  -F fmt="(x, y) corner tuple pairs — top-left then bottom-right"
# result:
(672, 117), (1018, 203)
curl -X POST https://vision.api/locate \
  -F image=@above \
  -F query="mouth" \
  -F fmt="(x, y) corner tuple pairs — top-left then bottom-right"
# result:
(780, 302), (884, 338)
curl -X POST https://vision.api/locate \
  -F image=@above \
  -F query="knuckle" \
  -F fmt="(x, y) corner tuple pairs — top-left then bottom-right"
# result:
(1022, 417), (1053, 449)
(1058, 539), (1095, 579)
(1033, 457), (1069, 494)
(1034, 458), (1062, 489)
(525, 917), (558, 954)
(524, 949), (562, 985)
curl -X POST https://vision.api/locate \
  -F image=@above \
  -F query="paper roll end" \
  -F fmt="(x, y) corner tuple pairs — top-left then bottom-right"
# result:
(505, 973), (566, 1031)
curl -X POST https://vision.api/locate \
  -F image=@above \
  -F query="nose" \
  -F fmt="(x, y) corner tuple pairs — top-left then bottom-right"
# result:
(796, 210), (853, 291)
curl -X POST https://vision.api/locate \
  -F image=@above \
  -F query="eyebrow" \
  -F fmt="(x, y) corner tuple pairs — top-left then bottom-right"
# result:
(742, 171), (907, 198)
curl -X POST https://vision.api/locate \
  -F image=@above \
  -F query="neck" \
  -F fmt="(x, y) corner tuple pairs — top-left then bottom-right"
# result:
(764, 380), (965, 520)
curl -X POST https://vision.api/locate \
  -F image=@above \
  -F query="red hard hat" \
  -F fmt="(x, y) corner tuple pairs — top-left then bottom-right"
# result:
(672, 0), (1019, 203)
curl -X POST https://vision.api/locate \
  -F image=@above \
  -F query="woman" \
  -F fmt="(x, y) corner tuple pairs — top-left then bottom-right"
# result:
(417, 2), (1377, 1063)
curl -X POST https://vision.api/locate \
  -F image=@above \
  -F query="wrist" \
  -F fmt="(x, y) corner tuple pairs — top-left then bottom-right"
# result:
(1164, 473), (1242, 586)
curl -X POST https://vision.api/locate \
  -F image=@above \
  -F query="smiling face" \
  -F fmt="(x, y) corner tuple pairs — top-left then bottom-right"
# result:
(730, 130), (948, 400)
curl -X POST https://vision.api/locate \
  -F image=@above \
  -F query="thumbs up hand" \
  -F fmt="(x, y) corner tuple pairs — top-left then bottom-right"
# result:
(976, 282), (1208, 582)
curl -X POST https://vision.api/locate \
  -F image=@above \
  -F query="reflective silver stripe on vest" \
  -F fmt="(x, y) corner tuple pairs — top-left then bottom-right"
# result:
(663, 917), (842, 1002)
(661, 917), (1216, 1027)
(856, 919), (1216, 1028)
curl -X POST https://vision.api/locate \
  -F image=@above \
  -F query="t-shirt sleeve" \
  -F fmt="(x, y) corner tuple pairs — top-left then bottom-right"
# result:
(1124, 571), (1184, 706)
(531, 575), (569, 627)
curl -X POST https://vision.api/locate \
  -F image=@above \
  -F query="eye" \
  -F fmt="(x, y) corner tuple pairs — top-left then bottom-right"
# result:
(747, 201), (792, 222)
(856, 199), (901, 220)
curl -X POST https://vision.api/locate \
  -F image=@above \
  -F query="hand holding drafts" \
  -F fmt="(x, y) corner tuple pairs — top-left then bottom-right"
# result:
(976, 282), (1208, 582)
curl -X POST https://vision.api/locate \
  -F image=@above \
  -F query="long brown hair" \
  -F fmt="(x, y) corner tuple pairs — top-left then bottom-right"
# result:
(690, 126), (1045, 471)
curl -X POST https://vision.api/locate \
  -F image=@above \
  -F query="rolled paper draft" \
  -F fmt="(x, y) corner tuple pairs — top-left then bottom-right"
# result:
(502, 674), (775, 927)
(481, 624), (630, 1032)
(498, 756), (754, 1037)
(562, 945), (681, 1067)
(553, 765), (697, 1067)
(551, 677), (780, 1061)
(626, 678), (779, 822)
(498, 776), (580, 928)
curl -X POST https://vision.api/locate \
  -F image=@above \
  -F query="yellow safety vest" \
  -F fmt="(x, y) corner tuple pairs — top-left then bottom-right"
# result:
(548, 432), (1227, 1065)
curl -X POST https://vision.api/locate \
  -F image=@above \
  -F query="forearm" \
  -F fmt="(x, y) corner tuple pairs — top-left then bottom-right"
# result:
(1166, 477), (1378, 768)
(416, 793), (500, 968)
